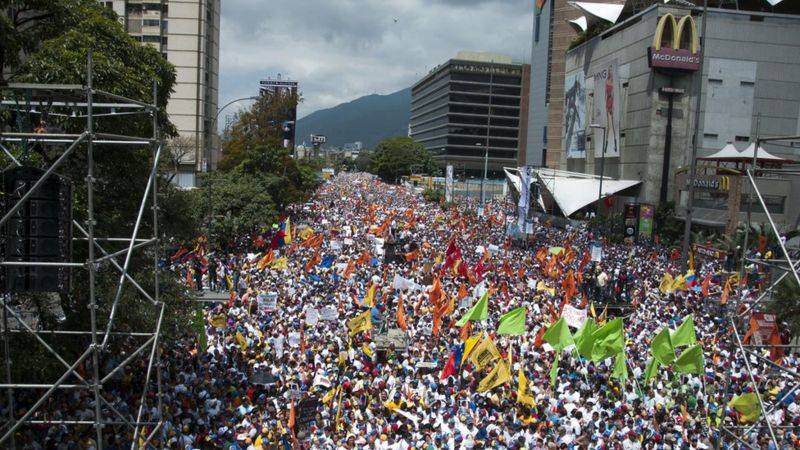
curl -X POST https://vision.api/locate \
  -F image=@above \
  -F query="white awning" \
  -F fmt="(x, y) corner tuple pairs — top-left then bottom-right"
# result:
(568, 2), (624, 24)
(505, 167), (642, 217)
(698, 142), (794, 164)
(568, 16), (588, 33)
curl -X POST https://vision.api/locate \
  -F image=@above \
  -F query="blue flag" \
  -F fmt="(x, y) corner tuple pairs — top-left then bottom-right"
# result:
(320, 255), (334, 269)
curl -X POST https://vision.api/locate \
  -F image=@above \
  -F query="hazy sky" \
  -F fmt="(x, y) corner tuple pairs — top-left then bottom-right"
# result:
(218, 0), (534, 120)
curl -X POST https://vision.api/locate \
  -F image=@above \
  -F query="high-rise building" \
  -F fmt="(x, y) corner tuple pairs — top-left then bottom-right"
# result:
(104, 0), (220, 188)
(409, 51), (530, 178)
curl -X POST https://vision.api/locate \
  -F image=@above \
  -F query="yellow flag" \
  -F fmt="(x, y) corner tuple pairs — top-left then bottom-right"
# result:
(517, 367), (535, 406)
(536, 281), (555, 296)
(670, 274), (687, 292)
(478, 360), (511, 392)
(590, 303), (597, 319)
(461, 332), (484, 367)
(271, 257), (288, 270)
(659, 273), (674, 293)
(235, 331), (248, 349)
(347, 310), (373, 336)
(322, 388), (336, 404)
(209, 315), (228, 329)
(225, 274), (233, 291)
(470, 336), (501, 370)
(363, 284), (377, 307)
(299, 226), (314, 241)
(362, 343), (374, 357)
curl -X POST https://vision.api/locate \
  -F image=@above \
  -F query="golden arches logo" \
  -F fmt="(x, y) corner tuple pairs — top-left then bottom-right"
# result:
(652, 13), (699, 54)
(719, 176), (730, 191)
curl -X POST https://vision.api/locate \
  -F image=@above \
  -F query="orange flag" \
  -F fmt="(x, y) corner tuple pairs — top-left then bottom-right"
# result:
(356, 249), (371, 266)
(457, 283), (469, 300)
(397, 294), (408, 332)
(459, 321), (472, 342)
(429, 278), (444, 307)
(721, 279), (731, 305)
(299, 324), (306, 354)
(343, 259), (356, 279)
(257, 249), (274, 270)
(405, 249), (420, 262)
(227, 290), (236, 308)
(305, 252), (322, 273)
(701, 274), (711, 297)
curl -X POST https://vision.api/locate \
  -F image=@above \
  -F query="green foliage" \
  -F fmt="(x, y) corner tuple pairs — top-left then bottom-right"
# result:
(422, 188), (444, 203)
(654, 202), (683, 245)
(369, 137), (438, 183)
(769, 277), (800, 337)
(588, 212), (624, 243)
(569, 22), (612, 50)
(219, 93), (300, 171)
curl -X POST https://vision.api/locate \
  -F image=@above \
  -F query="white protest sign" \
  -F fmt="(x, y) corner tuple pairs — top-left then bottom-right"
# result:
(561, 305), (587, 329)
(330, 240), (342, 250)
(343, 238), (354, 246)
(319, 307), (338, 321)
(306, 308), (320, 326)
(288, 332), (301, 348)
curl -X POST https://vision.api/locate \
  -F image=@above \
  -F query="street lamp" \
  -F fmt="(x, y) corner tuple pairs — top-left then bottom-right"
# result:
(476, 142), (488, 204)
(206, 96), (260, 172)
(590, 123), (608, 208)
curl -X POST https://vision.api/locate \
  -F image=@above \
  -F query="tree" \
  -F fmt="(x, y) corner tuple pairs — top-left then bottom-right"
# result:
(369, 137), (438, 183)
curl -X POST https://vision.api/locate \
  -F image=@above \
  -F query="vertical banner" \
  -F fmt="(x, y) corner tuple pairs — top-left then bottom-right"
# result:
(638, 203), (655, 238)
(517, 166), (531, 232)
(564, 72), (586, 159)
(445, 164), (454, 203)
(591, 60), (621, 158)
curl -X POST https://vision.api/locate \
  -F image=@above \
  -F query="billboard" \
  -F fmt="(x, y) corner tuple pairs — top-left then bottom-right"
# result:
(638, 203), (655, 238)
(564, 72), (586, 159)
(591, 60), (621, 158)
(517, 166), (531, 230)
(260, 78), (299, 151)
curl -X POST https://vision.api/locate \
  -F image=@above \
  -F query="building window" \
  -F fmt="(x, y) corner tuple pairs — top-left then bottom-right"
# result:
(735, 136), (749, 142)
(142, 35), (161, 43)
(143, 19), (160, 27)
(740, 194), (785, 214)
(704, 133), (718, 139)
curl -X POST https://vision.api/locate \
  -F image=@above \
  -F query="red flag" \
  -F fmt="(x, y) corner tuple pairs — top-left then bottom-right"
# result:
(702, 274), (711, 297)
(459, 321), (472, 342)
(533, 326), (546, 349)
(440, 350), (457, 380)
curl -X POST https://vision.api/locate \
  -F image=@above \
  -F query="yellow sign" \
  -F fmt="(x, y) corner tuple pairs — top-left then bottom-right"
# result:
(477, 361), (511, 392)
(347, 310), (373, 336)
(652, 14), (698, 53)
(470, 336), (501, 370)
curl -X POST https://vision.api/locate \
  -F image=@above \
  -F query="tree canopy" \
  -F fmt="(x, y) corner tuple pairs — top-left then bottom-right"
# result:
(369, 136), (439, 183)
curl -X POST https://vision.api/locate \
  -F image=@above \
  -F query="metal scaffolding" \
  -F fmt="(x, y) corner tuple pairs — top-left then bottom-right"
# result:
(720, 134), (800, 449)
(0, 55), (164, 449)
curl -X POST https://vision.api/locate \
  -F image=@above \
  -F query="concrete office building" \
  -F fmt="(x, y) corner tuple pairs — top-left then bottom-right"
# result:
(562, 3), (800, 229)
(409, 52), (530, 177)
(105, 0), (220, 188)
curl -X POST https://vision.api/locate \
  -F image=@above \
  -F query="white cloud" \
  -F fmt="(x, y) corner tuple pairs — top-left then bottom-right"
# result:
(219, 0), (533, 119)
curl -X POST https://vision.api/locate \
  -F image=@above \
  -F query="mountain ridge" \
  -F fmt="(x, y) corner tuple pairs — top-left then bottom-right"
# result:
(296, 87), (411, 150)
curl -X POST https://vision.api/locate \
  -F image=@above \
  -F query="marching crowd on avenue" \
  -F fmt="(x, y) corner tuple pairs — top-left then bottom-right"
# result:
(13, 172), (800, 449)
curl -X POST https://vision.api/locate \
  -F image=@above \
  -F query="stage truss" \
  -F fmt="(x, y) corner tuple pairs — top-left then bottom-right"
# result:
(0, 55), (165, 449)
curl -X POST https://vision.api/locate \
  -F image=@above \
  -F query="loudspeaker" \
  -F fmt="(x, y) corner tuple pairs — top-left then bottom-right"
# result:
(1, 167), (72, 293)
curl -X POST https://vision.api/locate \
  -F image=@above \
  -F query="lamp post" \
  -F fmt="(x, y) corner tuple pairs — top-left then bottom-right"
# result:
(477, 142), (488, 204)
(204, 96), (258, 248)
(590, 123), (608, 209)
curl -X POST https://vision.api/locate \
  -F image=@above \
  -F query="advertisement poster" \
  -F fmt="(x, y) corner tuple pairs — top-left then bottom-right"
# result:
(564, 72), (586, 159)
(518, 166), (531, 231)
(591, 60), (621, 158)
(445, 164), (454, 202)
(638, 203), (655, 238)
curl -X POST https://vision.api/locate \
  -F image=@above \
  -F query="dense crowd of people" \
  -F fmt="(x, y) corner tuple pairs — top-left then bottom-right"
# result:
(10, 172), (800, 449)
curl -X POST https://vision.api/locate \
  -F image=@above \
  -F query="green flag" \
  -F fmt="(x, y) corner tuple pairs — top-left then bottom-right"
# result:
(611, 352), (628, 381)
(497, 306), (527, 336)
(543, 317), (574, 352)
(573, 318), (598, 359)
(550, 356), (559, 388)
(674, 344), (704, 374)
(651, 327), (675, 365)
(671, 315), (697, 348)
(456, 290), (489, 327)
(590, 318), (624, 362)
(644, 358), (660, 382)
(195, 305), (207, 352)
(728, 392), (761, 423)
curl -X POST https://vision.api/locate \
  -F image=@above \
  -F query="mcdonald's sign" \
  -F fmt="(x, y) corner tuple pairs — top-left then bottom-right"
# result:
(648, 13), (701, 71)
